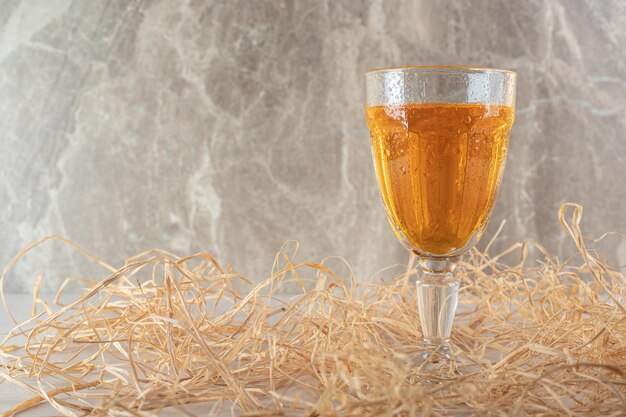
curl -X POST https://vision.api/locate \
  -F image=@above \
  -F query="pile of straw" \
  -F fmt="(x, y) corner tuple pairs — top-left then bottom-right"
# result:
(0, 203), (624, 416)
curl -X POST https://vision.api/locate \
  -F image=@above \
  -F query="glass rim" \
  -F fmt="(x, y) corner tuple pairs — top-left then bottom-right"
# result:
(365, 65), (517, 76)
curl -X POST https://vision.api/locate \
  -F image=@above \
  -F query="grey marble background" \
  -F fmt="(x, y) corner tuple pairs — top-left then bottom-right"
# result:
(1, 0), (624, 293)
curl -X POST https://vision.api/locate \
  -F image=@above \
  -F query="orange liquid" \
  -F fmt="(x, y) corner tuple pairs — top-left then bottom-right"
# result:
(366, 103), (514, 256)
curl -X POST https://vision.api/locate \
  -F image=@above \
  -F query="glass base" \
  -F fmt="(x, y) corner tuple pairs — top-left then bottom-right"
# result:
(417, 342), (454, 361)
(405, 343), (469, 383)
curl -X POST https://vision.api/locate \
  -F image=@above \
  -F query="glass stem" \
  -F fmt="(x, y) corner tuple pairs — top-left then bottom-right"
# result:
(416, 257), (460, 357)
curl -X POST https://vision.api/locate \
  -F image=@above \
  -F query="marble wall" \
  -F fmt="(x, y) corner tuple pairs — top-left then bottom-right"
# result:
(1, 0), (624, 293)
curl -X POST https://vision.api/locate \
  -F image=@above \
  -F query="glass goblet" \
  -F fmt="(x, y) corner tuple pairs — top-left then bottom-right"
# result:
(365, 66), (516, 358)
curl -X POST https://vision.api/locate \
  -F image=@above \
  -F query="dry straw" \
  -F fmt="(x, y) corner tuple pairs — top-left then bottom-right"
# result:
(0, 203), (625, 416)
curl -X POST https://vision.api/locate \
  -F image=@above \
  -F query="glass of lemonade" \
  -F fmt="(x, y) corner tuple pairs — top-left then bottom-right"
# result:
(365, 66), (516, 359)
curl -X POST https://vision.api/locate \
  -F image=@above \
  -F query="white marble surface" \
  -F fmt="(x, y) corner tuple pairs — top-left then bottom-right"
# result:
(0, 0), (625, 293)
